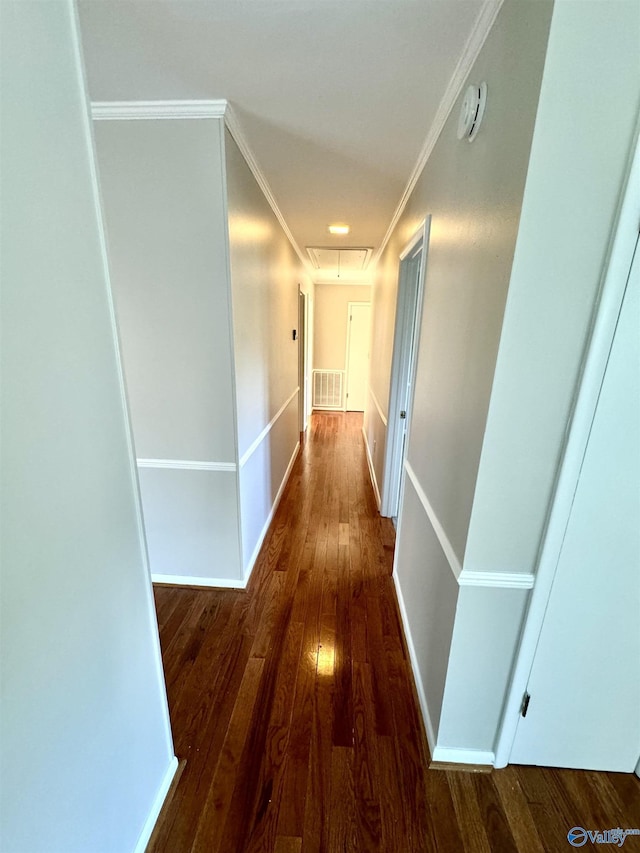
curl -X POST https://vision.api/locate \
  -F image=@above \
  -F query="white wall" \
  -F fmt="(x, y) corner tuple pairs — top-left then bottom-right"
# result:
(441, 0), (639, 756)
(94, 117), (243, 584)
(373, 0), (640, 762)
(369, 0), (553, 756)
(313, 283), (371, 371)
(0, 3), (175, 851)
(224, 128), (311, 576)
(464, 0), (640, 576)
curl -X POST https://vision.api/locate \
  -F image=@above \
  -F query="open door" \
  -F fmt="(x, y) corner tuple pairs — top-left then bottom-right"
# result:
(509, 235), (640, 772)
(495, 139), (640, 772)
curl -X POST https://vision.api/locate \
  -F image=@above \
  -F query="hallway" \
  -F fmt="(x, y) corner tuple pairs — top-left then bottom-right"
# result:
(149, 414), (640, 853)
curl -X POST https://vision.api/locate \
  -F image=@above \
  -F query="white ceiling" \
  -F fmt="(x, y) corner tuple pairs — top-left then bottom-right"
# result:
(78, 0), (487, 280)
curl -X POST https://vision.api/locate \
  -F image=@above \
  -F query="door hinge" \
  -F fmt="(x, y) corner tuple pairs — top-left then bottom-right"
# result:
(520, 691), (531, 718)
(399, 410), (406, 419)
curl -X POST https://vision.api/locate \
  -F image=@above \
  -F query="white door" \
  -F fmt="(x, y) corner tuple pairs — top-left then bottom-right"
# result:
(345, 303), (370, 411)
(510, 238), (640, 771)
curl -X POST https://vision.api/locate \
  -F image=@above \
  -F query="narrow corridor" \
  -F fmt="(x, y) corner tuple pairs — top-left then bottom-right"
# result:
(149, 413), (640, 853)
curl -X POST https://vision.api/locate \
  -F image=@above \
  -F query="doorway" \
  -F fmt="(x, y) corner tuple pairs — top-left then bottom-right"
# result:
(298, 290), (309, 433)
(380, 220), (430, 519)
(345, 302), (371, 412)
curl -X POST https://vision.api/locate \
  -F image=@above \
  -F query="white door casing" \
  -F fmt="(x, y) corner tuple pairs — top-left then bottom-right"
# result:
(298, 290), (307, 431)
(345, 302), (371, 412)
(380, 219), (430, 519)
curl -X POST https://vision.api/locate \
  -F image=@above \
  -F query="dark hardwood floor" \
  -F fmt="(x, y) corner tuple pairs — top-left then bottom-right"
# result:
(149, 412), (640, 853)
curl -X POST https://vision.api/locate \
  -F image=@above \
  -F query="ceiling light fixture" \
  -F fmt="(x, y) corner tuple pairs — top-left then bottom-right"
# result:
(328, 224), (349, 235)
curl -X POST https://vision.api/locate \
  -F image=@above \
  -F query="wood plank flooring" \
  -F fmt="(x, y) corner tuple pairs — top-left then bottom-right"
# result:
(150, 412), (640, 853)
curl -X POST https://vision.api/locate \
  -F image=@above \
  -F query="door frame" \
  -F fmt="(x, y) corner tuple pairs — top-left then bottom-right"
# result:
(380, 219), (430, 518)
(494, 132), (640, 769)
(344, 301), (371, 412)
(298, 289), (309, 433)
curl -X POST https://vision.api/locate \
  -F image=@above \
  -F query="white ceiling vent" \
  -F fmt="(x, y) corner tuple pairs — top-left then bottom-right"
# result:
(306, 247), (372, 273)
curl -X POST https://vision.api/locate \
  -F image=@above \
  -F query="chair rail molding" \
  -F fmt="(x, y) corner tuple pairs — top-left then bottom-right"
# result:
(239, 387), (300, 469)
(137, 459), (237, 472)
(403, 460), (535, 590)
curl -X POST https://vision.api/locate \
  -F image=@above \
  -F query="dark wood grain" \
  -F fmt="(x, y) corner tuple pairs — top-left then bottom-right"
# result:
(148, 412), (640, 853)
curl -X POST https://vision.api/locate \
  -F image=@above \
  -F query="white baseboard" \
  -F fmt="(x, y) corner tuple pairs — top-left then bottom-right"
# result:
(243, 440), (300, 583)
(133, 755), (179, 853)
(392, 571), (437, 756)
(361, 426), (381, 509)
(431, 746), (495, 766)
(151, 573), (246, 589)
(392, 572), (496, 768)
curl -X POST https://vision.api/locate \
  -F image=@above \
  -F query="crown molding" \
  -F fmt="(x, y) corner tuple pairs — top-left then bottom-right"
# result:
(90, 98), (313, 277)
(91, 99), (229, 121)
(222, 104), (313, 275)
(371, 0), (504, 267)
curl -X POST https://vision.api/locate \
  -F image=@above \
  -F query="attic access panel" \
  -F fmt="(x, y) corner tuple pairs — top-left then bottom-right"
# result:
(306, 247), (373, 272)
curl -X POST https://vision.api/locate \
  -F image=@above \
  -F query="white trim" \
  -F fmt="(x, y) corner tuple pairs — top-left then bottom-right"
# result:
(216, 117), (247, 590)
(243, 440), (301, 581)
(361, 425), (381, 510)
(403, 463), (534, 590)
(368, 384), (388, 428)
(393, 572), (437, 756)
(381, 220), (429, 518)
(71, 6), (176, 760)
(314, 275), (372, 286)
(151, 574), (246, 590)
(223, 106), (312, 275)
(137, 459), (236, 472)
(307, 247), (373, 271)
(298, 290), (308, 432)
(91, 99), (228, 121)
(132, 756), (179, 853)
(398, 222), (427, 262)
(458, 571), (535, 590)
(372, 0), (504, 267)
(403, 460), (463, 580)
(494, 128), (640, 769)
(239, 387), (299, 469)
(431, 746), (495, 766)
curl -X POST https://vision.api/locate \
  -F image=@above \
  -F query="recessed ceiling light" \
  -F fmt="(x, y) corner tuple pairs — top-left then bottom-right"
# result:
(328, 224), (349, 235)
